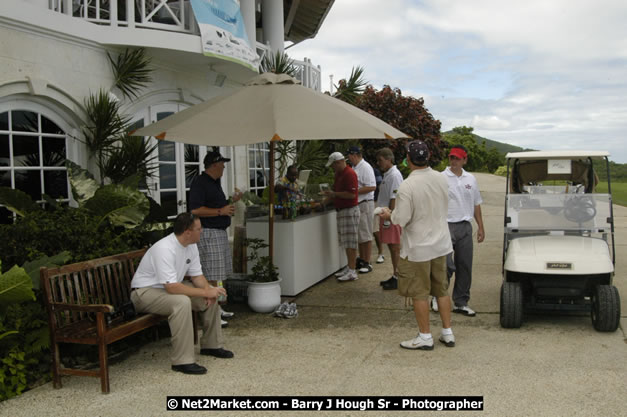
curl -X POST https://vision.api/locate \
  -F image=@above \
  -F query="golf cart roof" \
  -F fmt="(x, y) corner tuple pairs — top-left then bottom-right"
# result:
(505, 151), (610, 160)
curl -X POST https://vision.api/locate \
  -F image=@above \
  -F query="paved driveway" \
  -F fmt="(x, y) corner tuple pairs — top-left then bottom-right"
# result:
(1, 174), (625, 417)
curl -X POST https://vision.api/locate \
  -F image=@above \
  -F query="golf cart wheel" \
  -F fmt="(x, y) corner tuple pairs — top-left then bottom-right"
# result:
(500, 282), (523, 328)
(591, 285), (621, 332)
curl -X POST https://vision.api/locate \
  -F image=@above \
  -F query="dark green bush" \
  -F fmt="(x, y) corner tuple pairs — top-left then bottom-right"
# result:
(0, 205), (145, 269)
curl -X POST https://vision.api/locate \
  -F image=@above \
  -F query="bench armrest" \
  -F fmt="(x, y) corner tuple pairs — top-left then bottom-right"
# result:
(50, 303), (114, 313)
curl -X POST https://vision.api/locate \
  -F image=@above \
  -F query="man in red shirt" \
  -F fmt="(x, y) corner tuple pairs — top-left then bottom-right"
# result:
(323, 152), (360, 281)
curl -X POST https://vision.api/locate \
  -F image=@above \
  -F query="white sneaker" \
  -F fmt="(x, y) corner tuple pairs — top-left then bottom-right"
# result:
(337, 270), (358, 281)
(221, 319), (228, 328)
(334, 266), (349, 277)
(453, 305), (476, 317)
(376, 254), (385, 264)
(400, 335), (434, 350)
(439, 333), (455, 347)
(431, 297), (439, 312)
(221, 307), (234, 318)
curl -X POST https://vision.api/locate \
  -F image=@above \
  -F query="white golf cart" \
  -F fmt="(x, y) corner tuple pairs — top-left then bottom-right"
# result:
(500, 151), (620, 331)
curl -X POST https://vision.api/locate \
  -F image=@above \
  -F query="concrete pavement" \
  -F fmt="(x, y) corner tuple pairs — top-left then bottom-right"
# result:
(1, 173), (625, 417)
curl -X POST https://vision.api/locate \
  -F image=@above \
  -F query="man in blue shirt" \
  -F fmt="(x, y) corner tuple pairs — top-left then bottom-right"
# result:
(189, 150), (240, 325)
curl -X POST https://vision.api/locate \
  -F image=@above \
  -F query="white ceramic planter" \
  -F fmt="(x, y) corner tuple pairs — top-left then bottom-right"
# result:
(247, 278), (282, 313)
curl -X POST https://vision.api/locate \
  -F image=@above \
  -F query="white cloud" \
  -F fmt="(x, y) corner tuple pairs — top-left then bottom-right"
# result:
(289, 0), (627, 162)
(472, 115), (511, 130)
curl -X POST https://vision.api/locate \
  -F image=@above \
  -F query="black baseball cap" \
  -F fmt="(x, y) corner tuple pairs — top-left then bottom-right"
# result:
(407, 140), (430, 163)
(204, 150), (230, 167)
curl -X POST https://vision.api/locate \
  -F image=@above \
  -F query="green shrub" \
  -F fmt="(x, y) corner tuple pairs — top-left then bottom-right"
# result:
(494, 165), (508, 177)
(0, 206), (145, 268)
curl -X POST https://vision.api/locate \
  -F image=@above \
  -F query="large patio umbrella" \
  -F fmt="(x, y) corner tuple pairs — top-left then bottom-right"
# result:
(135, 72), (409, 260)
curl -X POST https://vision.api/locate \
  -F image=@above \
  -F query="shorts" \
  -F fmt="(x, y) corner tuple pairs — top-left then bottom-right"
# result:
(357, 200), (374, 243)
(397, 255), (448, 300)
(336, 206), (360, 249)
(198, 228), (232, 281)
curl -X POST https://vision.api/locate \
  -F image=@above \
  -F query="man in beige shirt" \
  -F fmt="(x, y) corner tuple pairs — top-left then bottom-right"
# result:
(380, 140), (455, 350)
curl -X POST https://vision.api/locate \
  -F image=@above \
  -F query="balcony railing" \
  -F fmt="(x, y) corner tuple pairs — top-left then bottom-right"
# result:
(293, 58), (322, 92)
(48, 0), (199, 33)
(47, 0), (322, 91)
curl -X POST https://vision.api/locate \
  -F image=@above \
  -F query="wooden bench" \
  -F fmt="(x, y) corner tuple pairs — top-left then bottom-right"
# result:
(40, 249), (167, 394)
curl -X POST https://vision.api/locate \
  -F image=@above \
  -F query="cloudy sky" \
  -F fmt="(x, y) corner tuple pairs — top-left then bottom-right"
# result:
(290, 0), (627, 163)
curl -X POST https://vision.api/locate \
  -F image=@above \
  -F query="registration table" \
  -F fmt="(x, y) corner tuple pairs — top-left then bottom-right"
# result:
(246, 210), (347, 296)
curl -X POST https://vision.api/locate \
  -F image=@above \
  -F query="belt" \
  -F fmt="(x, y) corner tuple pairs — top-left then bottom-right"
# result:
(336, 206), (356, 212)
(449, 220), (470, 224)
(359, 199), (374, 204)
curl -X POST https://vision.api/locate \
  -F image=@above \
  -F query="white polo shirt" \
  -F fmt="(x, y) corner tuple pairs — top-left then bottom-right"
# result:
(352, 158), (376, 202)
(442, 167), (483, 223)
(391, 168), (453, 262)
(377, 165), (403, 208)
(131, 233), (203, 289)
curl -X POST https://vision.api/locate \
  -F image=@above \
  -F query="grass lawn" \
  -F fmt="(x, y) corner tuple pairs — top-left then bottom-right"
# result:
(596, 181), (627, 207)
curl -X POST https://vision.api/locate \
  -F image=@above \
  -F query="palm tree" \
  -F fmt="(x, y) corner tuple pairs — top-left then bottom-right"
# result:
(333, 66), (367, 105)
(107, 48), (152, 100)
(259, 50), (298, 78)
(81, 48), (156, 185)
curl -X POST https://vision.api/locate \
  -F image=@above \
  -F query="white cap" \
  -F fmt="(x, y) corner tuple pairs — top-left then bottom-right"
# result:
(326, 152), (345, 167)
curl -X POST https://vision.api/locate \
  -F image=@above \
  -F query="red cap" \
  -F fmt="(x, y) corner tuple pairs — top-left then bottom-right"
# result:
(449, 148), (467, 159)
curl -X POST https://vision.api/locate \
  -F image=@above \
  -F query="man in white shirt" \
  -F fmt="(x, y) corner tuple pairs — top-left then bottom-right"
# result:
(374, 147), (404, 290)
(346, 146), (377, 274)
(380, 141), (455, 350)
(130, 213), (233, 375)
(437, 145), (485, 317)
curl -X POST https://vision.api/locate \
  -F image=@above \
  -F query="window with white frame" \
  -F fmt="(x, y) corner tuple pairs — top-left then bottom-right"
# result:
(248, 143), (270, 197)
(0, 110), (69, 223)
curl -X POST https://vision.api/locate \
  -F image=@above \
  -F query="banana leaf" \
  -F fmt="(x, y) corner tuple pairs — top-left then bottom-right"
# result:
(22, 252), (72, 291)
(0, 264), (35, 307)
(66, 160), (99, 205)
(0, 187), (37, 217)
(84, 184), (149, 229)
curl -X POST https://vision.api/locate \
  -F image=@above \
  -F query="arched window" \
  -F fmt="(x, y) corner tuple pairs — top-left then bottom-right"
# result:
(0, 109), (69, 223)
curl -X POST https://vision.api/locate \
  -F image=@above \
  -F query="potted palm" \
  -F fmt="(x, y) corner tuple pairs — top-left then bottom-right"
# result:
(245, 238), (281, 313)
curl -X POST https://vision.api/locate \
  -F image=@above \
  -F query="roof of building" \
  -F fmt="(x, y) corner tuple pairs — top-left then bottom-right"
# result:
(284, 0), (335, 44)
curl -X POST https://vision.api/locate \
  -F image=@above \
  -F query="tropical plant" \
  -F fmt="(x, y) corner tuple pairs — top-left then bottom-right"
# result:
(82, 89), (131, 183)
(0, 261), (36, 400)
(0, 251), (80, 402)
(80, 48), (155, 185)
(244, 238), (279, 282)
(274, 140), (296, 178)
(108, 48), (153, 100)
(259, 50), (298, 78)
(293, 140), (328, 176)
(354, 85), (444, 166)
(99, 135), (158, 184)
(333, 66), (367, 104)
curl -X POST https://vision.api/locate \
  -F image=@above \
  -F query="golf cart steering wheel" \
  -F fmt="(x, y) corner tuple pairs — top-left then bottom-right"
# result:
(564, 195), (597, 223)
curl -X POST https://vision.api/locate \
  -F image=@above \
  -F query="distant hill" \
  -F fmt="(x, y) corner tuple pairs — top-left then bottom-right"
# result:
(443, 130), (529, 154)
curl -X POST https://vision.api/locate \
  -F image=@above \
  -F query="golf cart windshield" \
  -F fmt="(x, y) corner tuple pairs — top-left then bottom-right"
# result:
(505, 153), (612, 232)
(506, 193), (611, 231)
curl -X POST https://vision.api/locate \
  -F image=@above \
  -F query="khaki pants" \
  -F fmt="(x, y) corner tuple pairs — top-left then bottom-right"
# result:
(131, 282), (223, 365)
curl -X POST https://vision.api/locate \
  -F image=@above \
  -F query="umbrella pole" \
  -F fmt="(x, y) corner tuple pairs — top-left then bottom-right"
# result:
(268, 140), (275, 263)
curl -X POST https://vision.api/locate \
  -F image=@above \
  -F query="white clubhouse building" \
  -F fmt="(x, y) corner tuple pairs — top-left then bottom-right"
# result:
(0, 0), (333, 220)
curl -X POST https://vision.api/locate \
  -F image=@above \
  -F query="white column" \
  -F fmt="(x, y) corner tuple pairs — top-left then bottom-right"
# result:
(261, 0), (284, 52)
(240, 0), (257, 51)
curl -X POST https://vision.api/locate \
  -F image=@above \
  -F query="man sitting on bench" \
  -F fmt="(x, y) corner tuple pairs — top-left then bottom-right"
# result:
(130, 212), (234, 375)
